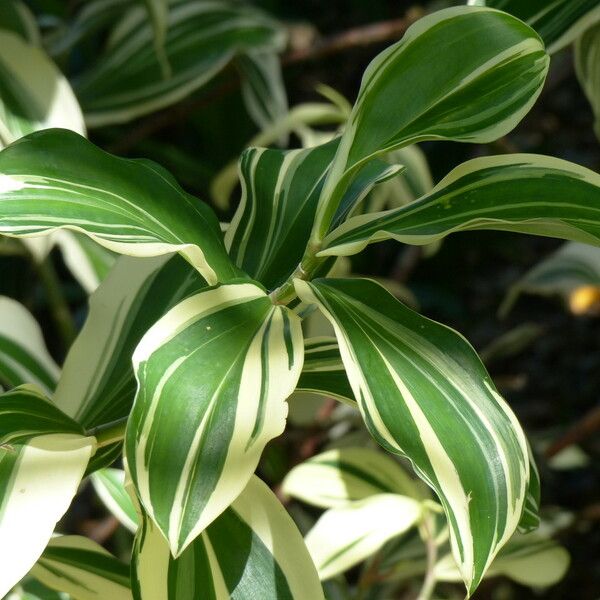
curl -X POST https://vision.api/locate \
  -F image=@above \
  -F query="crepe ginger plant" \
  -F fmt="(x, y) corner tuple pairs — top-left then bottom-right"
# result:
(3, 5), (600, 599)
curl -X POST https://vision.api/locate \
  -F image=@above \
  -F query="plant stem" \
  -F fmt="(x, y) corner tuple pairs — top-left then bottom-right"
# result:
(34, 256), (77, 349)
(87, 417), (128, 448)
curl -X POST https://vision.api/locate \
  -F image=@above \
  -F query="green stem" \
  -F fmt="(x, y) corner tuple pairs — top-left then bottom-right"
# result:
(34, 256), (77, 348)
(87, 417), (128, 449)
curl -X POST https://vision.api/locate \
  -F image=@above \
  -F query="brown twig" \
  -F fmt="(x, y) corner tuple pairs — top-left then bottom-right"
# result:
(108, 7), (425, 155)
(544, 404), (600, 459)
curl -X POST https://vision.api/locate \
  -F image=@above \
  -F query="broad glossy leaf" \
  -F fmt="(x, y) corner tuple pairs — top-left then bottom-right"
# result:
(0, 434), (95, 598)
(132, 476), (324, 600)
(296, 337), (355, 405)
(321, 154), (600, 258)
(91, 468), (138, 532)
(0, 297), (59, 394)
(470, 0), (600, 53)
(54, 254), (206, 430)
(0, 129), (238, 284)
(126, 281), (303, 556)
(75, 0), (285, 126)
(295, 278), (531, 594)
(314, 7), (548, 231)
(0, 32), (85, 148)
(576, 22), (600, 141)
(0, 385), (84, 445)
(503, 242), (600, 317)
(225, 140), (401, 290)
(283, 446), (419, 508)
(306, 494), (422, 581)
(31, 536), (131, 600)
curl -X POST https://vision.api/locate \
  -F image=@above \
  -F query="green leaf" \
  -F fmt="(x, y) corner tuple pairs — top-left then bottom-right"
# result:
(470, 0), (600, 53)
(296, 337), (355, 405)
(54, 254), (206, 430)
(576, 21), (600, 141)
(131, 475), (324, 600)
(126, 281), (303, 556)
(295, 278), (532, 595)
(283, 446), (419, 508)
(0, 0), (40, 45)
(0, 32), (85, 148)
(141, 0), (171, 79)
(31, 536), (131, 600)
(0, 129), (239, 284)
(321, 154), (600, 258)
(0, 297), (59, 394)
(306, 494), (422, 580)
(313, 6), (549, 234)
(501, 242), (600, 315)
(0, 435), (95, 598)
(0, 385), (84, 445)
(74, 0), (285, 126)
(91, 468), (139, 532)
(225, 139), (401, 290)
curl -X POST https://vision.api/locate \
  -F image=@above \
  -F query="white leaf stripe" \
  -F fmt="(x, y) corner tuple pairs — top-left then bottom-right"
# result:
(31, 536), (131, 600)
(0, 129), (239, 284)
(91, 468), (139, 533)
(126, 282), (303, 556)
(0, 296), (59, 394)
(295, 278), (530, 594)
(75, 0), (285, 126)
(132, 476), (324, 600)
(0, 434), (95, 598)
(321, 154), (600, 257)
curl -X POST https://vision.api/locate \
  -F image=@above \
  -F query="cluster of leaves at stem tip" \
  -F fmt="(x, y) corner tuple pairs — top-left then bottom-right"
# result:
(0, 0), (600, 599)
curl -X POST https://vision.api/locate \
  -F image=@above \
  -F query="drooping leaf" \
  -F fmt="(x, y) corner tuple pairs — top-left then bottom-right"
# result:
(0, 0), (39, 44)
(0, 297), (59, 394)
(469, 0), (600, 53)
(0, 435), (95, 598)
(31, 536), (131, 600)
(126, 281), (303, 556)
(296, 337), (355, 405)
(321, 154), (600, 258)
(576, 21), (600, 142)
(91, 468), (138, 532)
(313, 7), (549, 233)
(225, 139), (401, 290)
(283, 446), (419, 508)
(131, 476), (324, 600)
(295, 278), (532, 594)
(74, 0), (286, 126)
(0, 32), (85, 148)
(0, 129), (239, 284)
(306, 494), (422, 580)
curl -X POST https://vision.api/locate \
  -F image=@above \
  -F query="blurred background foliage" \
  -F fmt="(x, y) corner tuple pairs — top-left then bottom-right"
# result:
(1, 1), (599, 598)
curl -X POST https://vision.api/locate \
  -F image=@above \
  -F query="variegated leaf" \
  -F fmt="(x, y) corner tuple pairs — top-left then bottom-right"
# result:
(225, 140), (401, 290)
(469, 0), (600, 53)
(0, 32), (85, 148)
(142, 0), (170, 78)
(0, 129), (239, 284)
(126, 281), (303, 556)
(283, 446), (419, 508)
(313, 7), (549, 235)
(75, 0), (285, 126)
(306, 494), (422, 580)
(0, 435), (95, 598)
(576, 21), (600, 141)
(91, 469), (138, 532)
(296, 337), (355, 405)
(132, 476), (324, 600)
(295, 278), (531, 595)
(0, 0), (39, 45)
(31, 536), (131, 600)
(321, 154), (600, 258)
(0, 297), (59, 394)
